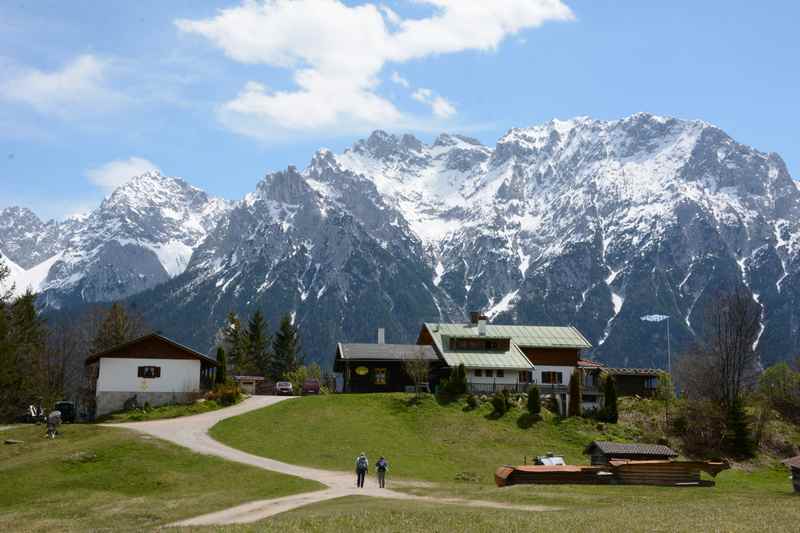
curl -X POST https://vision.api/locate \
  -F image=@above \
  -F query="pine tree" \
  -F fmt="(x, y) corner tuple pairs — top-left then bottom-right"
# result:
(602, 375), (618, 423)
(223, 312), (249, 375)
(270, 314), (300, 381)
(90, 302), (139, 354)
(0, 291), (47, 421)
(215, 347), (228, 384)
(527, 384), (541, 416)
(726, 396), (756, 458)
(568, 369), (582, 417)
(246, 310), (271, 377)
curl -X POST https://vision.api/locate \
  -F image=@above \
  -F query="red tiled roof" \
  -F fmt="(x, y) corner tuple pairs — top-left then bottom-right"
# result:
(578, 359), (605, 368)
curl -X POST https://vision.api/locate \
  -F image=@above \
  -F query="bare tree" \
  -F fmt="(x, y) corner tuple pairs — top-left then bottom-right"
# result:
(676, 288), (761, 407)
(403, 347), (431, 398)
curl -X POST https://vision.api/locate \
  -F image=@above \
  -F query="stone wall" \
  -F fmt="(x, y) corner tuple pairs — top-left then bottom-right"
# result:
(95, 391), (196, 417)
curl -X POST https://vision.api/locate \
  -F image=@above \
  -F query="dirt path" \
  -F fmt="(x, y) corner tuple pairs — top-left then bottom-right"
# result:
(107, 396), (556, 526)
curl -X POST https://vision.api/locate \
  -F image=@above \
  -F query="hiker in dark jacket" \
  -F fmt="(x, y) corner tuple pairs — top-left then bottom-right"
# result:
(355, 452), (368, 488)
(375, 456), (389, 488)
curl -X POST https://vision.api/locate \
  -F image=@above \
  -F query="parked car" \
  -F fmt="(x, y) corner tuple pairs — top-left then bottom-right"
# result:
(302, 379), (320, 395)
(275, 381), (294, 395)
(54, 400), (76, 423)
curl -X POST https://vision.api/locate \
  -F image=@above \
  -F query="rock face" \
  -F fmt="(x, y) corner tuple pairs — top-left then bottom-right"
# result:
(4, 114), (800, 368)
(2, 171), (229, 307)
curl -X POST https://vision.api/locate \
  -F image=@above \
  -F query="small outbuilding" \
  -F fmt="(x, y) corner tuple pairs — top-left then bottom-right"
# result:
(233, 375), (265, 395)
(783, 456), (800, 493)
(85, 333), (218, 417)
(585, 441), (678, 465)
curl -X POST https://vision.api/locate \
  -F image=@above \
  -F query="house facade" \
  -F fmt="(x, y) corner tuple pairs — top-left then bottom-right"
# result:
(332, 314), (669, 416)
(85, 333), (218, 417)
(333, 334), (441, 393)
(603, 367), (663, 397)
(417, 314), (601, 414)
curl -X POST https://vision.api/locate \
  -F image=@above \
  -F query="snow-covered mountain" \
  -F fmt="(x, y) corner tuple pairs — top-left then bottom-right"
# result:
(2, 171), (229, 305)
(4, 114), (799, 368)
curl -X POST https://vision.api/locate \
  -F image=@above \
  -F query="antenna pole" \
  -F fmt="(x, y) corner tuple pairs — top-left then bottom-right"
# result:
(666, 316), (671, 374)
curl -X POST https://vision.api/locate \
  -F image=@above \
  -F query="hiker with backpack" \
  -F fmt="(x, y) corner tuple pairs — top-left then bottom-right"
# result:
(375, 456), (389, 488)
(355, 452), (369, 488)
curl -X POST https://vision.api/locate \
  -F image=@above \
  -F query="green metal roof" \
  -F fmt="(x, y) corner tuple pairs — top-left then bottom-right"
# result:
(422, 323), (534, 369)
(425, 323), (591, 349)
(440, 346), (533, 369)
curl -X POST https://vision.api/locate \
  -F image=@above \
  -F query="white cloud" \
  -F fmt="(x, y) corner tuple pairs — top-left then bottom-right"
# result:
(412, 87), (456, 118)
(390, 71), (410, 88)
(176, 0), (573, 137)
(86, 157), (160, 191)
(0, 55), (127, 117)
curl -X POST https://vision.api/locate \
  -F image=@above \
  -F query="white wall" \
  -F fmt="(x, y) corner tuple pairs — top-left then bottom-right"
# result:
(96, 357), (201, 394)
(468, 368), (522, 385)
(532, 365), (575, 386)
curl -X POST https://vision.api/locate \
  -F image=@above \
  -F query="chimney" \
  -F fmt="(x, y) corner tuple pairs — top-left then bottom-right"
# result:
(478, 318), (487, 336)
(470, 311), (480, 324)
(377, 328), (385, 344)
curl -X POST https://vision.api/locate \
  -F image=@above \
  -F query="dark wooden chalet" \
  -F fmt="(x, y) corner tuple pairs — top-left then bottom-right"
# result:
(333, 342), (440, 393)
(585, 441), (678, 465)
(604, 368), (663, 397)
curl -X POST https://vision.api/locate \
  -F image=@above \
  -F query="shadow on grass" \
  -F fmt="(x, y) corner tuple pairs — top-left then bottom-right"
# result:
(516, 413), (542, 429)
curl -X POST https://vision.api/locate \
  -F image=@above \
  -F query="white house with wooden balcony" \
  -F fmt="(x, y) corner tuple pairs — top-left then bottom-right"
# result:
(417, 313), (599, 415)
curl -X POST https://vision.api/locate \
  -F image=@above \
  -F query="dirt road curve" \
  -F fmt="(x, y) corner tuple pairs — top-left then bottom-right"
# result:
(108, 396), (555, 526)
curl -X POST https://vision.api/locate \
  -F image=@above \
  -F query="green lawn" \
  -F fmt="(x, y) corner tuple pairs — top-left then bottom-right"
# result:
(0, 424), (323, 532)
(210, 393), (643, 484)
(190, 485), (799, 533)
(203, 393), (800, 532)
(102, 398), (236, 423)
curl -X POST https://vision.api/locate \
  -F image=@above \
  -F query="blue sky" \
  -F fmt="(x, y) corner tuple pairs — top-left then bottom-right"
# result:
(2, 1), (799, 220)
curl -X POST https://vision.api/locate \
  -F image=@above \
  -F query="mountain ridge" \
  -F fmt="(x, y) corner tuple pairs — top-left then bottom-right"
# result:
(3, 113), (799, 368)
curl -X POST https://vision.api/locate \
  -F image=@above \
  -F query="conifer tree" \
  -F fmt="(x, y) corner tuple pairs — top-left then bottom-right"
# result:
(215, 347), (227, 384)
(245, 309), (270, 376)
(527, 384), (541, 416)
(223, 312), (249, 374)
(726, 396), (756, 458)
(1, 291), (47, 421)
(568, 369), (582, 417)
(270, 314), (300, 380)
(602, 374), (618, 423)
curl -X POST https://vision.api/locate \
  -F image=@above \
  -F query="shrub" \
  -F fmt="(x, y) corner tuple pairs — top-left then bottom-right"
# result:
(466, 393), (479, 410)
(491, 391), (508, 415)
(206, 383), (241, 406)
(758, 362), (800, 424)
(527, 385), (541, 416)
(673, 399), (726, 458)
(501, 389), (513, 411)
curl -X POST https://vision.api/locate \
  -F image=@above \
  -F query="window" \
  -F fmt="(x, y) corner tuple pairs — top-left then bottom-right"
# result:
(496, 369), (504, 378)
(583, 394), (598, 403)
(474, 369), (483, 377)
(448, 338), (508, 351)
(485, 369), (494, 377)
(644, 376), (658, 390)
(519, 371), (531, 383)
(374, 368), (387, 385)
(138, 366), (161, 379)
(541, 371), (562, 384)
